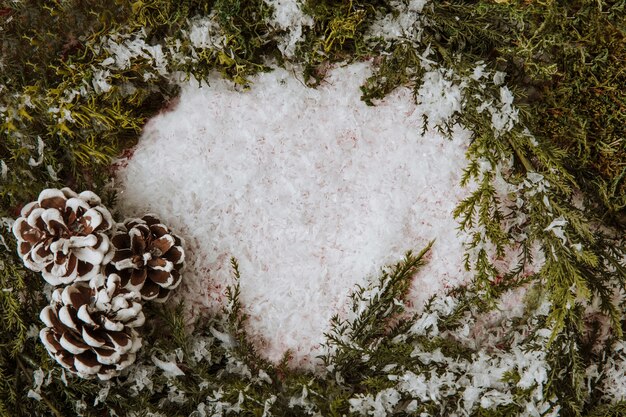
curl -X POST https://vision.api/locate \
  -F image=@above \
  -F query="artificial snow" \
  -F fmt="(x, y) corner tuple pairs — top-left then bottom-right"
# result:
(366, 0), (429, 42)
(114, 62), (474, 368)
(264, 0), (313, 57)
(152, 354), (185, 378)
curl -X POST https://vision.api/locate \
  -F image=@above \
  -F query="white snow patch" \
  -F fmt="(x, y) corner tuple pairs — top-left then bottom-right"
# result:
(27, 136), (44, 167)
(115, 62), (474, 368)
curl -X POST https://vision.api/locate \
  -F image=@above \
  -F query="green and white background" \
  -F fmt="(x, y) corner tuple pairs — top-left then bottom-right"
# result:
(1, 0), (626, 416)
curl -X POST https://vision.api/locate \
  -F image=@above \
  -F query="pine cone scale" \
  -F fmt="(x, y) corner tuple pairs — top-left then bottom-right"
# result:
(33, 242), (52, 263)
(15, 220), (41, 243)
(38, 189), (67, 210)
(72, 236), (110, 264)
(111, 233), (130, 249)
(111, 248), (133, 265)
(40, 306), (63, 330)
(59, 331), (90, 354)
(151, 235), (174, 255)
(73, 351), (102, 375)
(130, 227), (147, 253)
(130, 268), (147, 287)
(147, 257), (169, 269)
(95, 348), (121, 365)
(41, 208), (65, 231)
(82, 327), (107, 347)
(148, 223), (169, 237)
(163, 246), (184, 264)
(149, 269), (175, 286)
(40, 328), (64, 353)
(106, 332), (132, 350)
(63, 285), (91, 306)
(79, 208), (106, 234)
(140, 280), (160, 299)
(58, 306), (80, 331)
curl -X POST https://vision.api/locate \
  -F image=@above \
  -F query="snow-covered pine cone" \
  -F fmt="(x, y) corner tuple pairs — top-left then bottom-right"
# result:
(12, 188), (113, 285)
(106, 215), (185, 303)
(39, 274), (144, 380)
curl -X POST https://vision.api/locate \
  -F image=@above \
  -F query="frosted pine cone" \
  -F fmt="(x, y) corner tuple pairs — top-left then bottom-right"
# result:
(39, 274), (144, 380)
(107, 215), (185, 303)
(12, 188), (113, 285)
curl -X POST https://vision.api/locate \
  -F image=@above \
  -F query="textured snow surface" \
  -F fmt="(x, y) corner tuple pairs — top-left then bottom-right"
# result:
(114, 62), (474, 367)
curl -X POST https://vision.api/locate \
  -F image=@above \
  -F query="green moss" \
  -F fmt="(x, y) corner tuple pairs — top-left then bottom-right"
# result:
(297, 0), (390, 85)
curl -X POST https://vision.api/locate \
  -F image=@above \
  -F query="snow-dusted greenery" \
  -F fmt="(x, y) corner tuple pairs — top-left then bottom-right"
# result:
(1, 0), (625, 416)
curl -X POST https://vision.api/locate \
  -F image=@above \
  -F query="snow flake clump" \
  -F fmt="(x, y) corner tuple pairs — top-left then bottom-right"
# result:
(264, 0), (313, 57)
(349, 388), (401, 417)
(477, 85), (519, 136)
(415, 69), (464, 128)
(186, 15), (225, 51)
(366, 0), (429, 42)
(599, 341), (626, 403)
(102, 29), (168, 75)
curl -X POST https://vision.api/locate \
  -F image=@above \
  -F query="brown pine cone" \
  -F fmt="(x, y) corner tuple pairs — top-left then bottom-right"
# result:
(107, 215), (185, 303)
(39, 274), (144, 380)
(12, 188), (113, 285)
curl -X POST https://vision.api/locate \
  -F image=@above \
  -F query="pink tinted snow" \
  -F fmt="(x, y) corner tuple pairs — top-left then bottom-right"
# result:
(114, 62), (477, 368)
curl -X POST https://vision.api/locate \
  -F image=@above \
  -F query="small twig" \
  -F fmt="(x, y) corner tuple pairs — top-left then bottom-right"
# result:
(16, 357), (64, 417)
(507, 135), (535, 173)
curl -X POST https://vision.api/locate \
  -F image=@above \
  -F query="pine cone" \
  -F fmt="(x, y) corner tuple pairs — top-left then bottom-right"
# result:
(107, 215), (185, 303)
(12, 188), (113, 285)
(39, 274), (144, 380)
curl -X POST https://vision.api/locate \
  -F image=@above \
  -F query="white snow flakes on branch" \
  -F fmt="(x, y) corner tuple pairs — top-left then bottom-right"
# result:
(366, 0), (430, 43)
(598, 341), (626, 403)
(488, 86), (519, 135)
(544, 216), (568, 246)
(347, 301), (559, 417)
(264, 0), (313, 57)
(415, 68), (465, 128)
(152, 354), (185, 378)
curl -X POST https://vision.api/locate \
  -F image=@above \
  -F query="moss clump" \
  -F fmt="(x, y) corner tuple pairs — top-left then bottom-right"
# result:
(297, 0), (390, 84)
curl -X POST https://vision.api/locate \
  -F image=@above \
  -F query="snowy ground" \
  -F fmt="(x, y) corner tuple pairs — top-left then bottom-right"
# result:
(114, 62), (475, 368)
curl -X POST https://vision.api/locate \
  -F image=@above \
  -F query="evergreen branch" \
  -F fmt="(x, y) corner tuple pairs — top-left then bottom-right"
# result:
(323, 243), (433, 382)
(15, 357), (63, 417)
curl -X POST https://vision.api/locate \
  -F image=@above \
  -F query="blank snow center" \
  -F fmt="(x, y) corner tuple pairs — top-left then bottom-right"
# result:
(114, 62), (473, 368)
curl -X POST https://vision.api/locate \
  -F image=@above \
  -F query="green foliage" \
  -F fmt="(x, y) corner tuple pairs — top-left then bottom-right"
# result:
(2, 0), (626, 416)
(297, 0), (390, 85)
(587, 402), (626, 417)
(322, 243), (433, 381)
(188, 0), (275, 83)
(495, 1), (626, 223)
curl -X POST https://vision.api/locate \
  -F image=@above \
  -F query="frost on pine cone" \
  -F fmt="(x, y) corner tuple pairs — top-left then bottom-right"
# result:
(12, 188), (113, 285)
(107, 215), (185, 303)
(39, 274), (144, 380)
